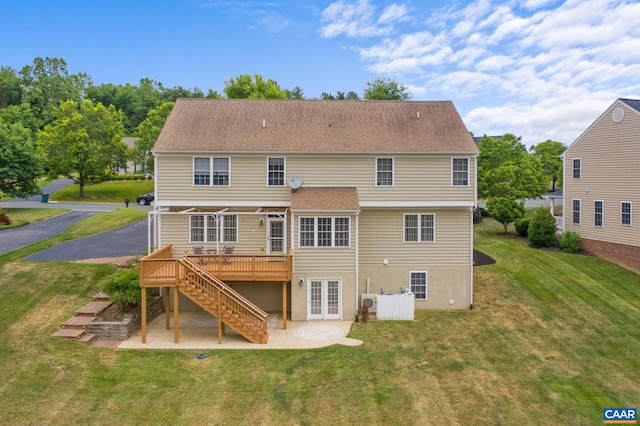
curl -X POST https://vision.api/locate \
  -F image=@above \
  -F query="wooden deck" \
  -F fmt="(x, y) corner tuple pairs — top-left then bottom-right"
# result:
(138, 246), (292, 288)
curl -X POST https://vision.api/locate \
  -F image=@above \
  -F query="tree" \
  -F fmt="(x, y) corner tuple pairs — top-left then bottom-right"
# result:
(477, 134), (548, 200)
(0, 103), (40, 137)
(0, 66), (22, 108)
(486, 197), (525, 233)
(321, 91), (360, 100)
(37, 99), (126, 197)
(530, 139), (566, 191)
(0, 118), (43, 198)
(19, 57), (91, 128)
(223, 74), (289, 99)
(362, 77), (411, 100)
(528, 207), (557, 248)
(133, 101), (174, 174)
(285, 86), (305, 99)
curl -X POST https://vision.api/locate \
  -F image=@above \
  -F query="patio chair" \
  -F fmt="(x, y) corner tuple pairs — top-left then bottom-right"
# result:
(193, 246), (204, 254)
(222, 246), (234, 264)
(206, 248), (217, 254)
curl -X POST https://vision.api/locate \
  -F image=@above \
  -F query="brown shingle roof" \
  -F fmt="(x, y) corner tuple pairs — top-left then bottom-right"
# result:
(154, 99), (478, 154)
(290, 187), (360, 211)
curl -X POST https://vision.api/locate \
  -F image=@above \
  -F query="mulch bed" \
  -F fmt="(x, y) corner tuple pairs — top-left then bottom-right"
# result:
(473, 249), (496, 266)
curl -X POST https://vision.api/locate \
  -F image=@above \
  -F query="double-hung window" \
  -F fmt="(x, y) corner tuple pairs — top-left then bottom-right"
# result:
(572, 158), (581, 179)
(298, 217), (350, 247)
(194, 157), (230, 186)
(190, 215), (237, 242)
(404, 214), (435, 242)
(267, 157), (285, 186)
(452, 158), (469, 186)
(410, 271), (428, 300)
(376, 158), (393, 186)
(621, 202), (632, 226)
(572, 199), (581, 225)
(594, 201), (604, 227)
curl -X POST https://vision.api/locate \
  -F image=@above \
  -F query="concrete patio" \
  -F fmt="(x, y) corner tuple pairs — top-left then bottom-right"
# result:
(118, 312), (363, 350)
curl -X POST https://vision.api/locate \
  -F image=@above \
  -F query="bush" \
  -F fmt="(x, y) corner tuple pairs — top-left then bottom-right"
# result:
(528, 208), (557, 248)
(515, 217), (532, 237)
(559, 231), (582, 253)
(103, 267), (141, 313)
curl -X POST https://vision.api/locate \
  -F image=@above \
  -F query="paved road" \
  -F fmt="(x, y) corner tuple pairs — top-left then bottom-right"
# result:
(1, 179), (152, 260)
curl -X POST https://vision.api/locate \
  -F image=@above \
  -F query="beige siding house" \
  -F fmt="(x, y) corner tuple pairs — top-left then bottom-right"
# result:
(145, 99), (478, 325)
(563, 98), (640, 273)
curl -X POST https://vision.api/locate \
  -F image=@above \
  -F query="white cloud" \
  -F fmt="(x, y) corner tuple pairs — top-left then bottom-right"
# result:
(320, 0), (394, 38)
(344, 0), (640, 144)
(378, 3), (408, 24)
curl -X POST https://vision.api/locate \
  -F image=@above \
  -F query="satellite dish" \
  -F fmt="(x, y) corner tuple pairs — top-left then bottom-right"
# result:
(288, 177), (303, 189)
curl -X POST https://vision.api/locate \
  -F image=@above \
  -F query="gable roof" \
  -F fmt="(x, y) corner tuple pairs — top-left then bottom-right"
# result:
(565, 98), (640, 154)
(154, 99), (478, 154)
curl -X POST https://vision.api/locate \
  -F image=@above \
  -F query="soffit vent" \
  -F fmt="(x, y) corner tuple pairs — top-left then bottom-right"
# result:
(612, 108), (624, 123)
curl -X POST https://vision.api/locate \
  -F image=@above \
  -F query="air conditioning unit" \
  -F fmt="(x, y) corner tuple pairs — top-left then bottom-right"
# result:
(360, 294), (378, 313)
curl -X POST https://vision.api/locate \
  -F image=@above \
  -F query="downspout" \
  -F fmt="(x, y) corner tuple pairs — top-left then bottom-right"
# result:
(355, 212), (360, 315)
(470, 154), (478, 309)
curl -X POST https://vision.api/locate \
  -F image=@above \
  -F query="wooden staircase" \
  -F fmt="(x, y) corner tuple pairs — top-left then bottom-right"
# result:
(52, 293), (111, 346)
(180, 258), (269, 344)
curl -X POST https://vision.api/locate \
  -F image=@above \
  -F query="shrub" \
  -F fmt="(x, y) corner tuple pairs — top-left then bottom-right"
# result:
(528, 208), (557, 248)
(515, 217), (532, 237)
(486, 197), (525, 233)
(559, 231), (582, 253)
(103, 267), (141, 313)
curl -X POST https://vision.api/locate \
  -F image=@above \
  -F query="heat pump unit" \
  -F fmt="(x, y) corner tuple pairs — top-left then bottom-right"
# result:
(361, 294), (378, 313)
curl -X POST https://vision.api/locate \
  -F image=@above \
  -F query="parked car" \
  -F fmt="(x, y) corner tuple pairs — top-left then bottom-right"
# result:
(136, 192), (154, 205)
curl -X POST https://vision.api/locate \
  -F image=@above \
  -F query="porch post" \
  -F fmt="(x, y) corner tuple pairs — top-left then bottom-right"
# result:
(173, 286), (180, 343)
(282, 281), (287, 330)
(141, 287), (147, 344)
(164, 287), (171, 329)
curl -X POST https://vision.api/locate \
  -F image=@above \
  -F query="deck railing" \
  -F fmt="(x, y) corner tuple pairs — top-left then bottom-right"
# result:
(185, 251), (293, 282)
(139, 245), (179, 287)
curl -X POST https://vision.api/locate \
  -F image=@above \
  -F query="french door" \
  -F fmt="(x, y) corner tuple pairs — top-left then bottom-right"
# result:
(307, 279), (341, 320)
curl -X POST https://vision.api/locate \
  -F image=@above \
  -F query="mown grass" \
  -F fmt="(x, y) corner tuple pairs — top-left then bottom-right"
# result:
(52, 180), (153, 203)
(0, 208), (70, 230)
(0, 217), (638, 425)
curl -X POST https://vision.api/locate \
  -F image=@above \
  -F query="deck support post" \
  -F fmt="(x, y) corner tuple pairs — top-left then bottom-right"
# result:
(141, 287), (147, 343)
(173, 286), (179, 343)
(282, 281), (287, 330)
(164, 287), (171, 329)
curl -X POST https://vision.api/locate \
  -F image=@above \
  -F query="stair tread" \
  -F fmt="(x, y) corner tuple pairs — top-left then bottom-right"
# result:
(78, 333), (97, 345)
(62, 316), (95, 328)
(92, 292), (111, 302)
(52, 328), (86, 338)
(75, 301), (112, 315)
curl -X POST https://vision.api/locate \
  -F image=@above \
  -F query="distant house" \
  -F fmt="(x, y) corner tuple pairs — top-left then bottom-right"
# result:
(138, 99), (478, 344)
(562, 98), (640, 273)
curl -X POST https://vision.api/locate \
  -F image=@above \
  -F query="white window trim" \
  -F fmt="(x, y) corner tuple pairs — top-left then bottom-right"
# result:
(403, 213), (436, 242)
(572, 158), (582, 179)
(572, 199), (581, 225)
(409, 271), (428, 300)
(189, 214), (238, 243)
(193, 156), (231, 187)
(594, 200), (604, 227)
(621, 201), (632, 226)
(375, 157), (394, 187)
(297, 217), (351, 248)
(451, 157), (470, 187)
(266, 157), (286, 187)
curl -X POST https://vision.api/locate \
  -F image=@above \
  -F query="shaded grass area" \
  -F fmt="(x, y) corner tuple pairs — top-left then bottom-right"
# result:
(52, 180), (153, 203)
(0, 218), (638, 425)
(0, 208), (70, 230)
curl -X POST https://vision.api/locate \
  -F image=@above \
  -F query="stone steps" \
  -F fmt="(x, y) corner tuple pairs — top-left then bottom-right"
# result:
(53, 293), (113, 346)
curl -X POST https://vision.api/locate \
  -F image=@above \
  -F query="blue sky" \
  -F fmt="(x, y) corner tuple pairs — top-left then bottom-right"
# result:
(1, 0), (639, 146)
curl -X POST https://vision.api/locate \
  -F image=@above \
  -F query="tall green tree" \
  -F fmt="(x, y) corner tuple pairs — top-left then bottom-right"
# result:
(530, 139), (566, 191)
(0, 103), (40, 137)
(37, 99), (126, 197)
(133, 101), (174, 174)
(0, 118), (43, 198)
(0, 66), (22, 108)
(363, 77), (411, 100)
(477, 134), (547, 200)
(19, 57), (91, 128)
(223, 74), (289, 99)
(321, 91), (360, 100)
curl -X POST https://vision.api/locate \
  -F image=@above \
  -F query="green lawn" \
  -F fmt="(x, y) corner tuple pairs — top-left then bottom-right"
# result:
(0, 208), (70, 230)
(51, 180), (154, 203)
(0, 216), (638, 425)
